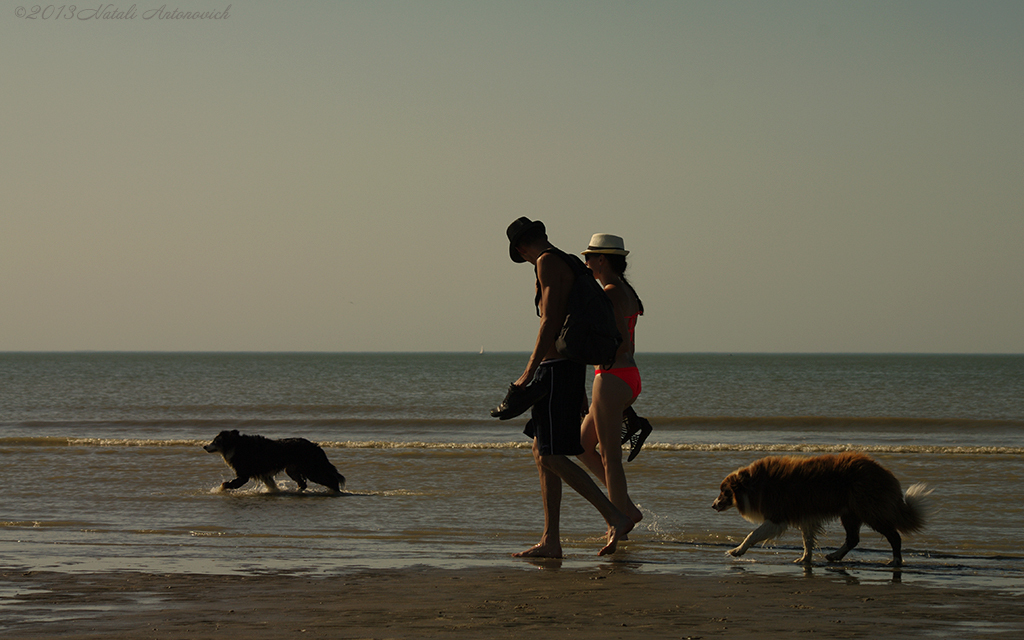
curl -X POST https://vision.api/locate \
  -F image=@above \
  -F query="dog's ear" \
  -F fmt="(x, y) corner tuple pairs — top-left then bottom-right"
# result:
(734, 469), (751, 486)
(230, 429), (240, 437)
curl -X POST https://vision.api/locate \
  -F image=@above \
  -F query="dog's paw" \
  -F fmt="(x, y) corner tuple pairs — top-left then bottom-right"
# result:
(824, 552), (841, 562)
(794, 555), (813, 565)
(727, 547), (745, 557)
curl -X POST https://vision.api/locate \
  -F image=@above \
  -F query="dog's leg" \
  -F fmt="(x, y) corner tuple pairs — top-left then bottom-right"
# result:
(826, 514), (862, 563)
(260, 475), (280, 492)
(874, 523), (904, 567)
(729, 520), (787, 557)
(286, 467), (308, 491)
(221, 476), (249, 490)
(796, 524), (819, 564)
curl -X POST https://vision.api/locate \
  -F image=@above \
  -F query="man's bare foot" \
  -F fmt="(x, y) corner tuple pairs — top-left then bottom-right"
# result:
(598, 517), (634, 556)
(513, 541), (563, 558)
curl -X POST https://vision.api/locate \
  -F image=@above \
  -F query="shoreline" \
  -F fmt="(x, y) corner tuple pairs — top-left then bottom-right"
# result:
(3, 566), (1022, 639)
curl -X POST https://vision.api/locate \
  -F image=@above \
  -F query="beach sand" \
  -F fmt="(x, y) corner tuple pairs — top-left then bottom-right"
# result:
(3, 565), (1021, 639)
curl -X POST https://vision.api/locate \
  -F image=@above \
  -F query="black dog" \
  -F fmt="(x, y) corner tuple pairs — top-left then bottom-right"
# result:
(203, 430), (345, 493)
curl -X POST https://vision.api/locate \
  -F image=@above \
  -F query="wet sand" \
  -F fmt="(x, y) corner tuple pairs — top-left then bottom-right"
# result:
(2, 566), (1021, 639)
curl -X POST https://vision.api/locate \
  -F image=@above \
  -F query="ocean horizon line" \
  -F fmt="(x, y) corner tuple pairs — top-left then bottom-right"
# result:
(2, 350), (1023, 356)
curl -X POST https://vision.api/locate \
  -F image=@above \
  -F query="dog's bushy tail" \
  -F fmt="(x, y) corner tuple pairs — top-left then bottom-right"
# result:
(897, 483), (932, 533)
(318, 466), (346, 492)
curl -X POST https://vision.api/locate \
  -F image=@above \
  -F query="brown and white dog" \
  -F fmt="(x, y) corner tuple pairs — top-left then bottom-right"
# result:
(712, 452), (930, 566)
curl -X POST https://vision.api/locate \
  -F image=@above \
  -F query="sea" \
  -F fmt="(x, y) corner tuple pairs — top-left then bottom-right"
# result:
(1, 352), (1022, 592)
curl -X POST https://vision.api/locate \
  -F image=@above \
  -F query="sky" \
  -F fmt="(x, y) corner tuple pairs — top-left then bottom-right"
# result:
(2, 0), (1021, 353)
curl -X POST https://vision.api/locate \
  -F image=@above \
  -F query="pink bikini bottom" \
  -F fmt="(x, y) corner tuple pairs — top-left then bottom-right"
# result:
(595, 366), (642, 400)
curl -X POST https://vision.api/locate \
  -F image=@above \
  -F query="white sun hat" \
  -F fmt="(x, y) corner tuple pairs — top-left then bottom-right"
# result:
(581, 233), (629, 256)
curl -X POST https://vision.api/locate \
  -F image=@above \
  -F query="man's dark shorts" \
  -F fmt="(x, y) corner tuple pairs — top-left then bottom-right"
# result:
(523, 359), (586, 456)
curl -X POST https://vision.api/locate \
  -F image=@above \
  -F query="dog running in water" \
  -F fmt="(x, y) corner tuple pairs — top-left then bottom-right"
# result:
(204, 430), (345, 493)
(712, 452), (930, 566)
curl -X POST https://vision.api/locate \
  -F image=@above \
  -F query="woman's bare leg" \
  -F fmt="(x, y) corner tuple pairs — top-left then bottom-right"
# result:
(591, 374), (643, 523)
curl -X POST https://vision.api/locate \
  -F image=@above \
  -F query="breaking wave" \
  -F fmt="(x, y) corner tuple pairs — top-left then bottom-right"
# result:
(2, 436), (1021, 456)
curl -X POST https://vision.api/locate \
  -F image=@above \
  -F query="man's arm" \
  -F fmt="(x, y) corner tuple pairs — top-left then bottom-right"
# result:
(515, 252), (573, 386)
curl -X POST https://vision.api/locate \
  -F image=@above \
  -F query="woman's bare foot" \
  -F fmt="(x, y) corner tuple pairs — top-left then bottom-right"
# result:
(615, 504), (642, 537)
(598, 517), (634, 556)
(513, 541), (563, 558)
(626, 504), (644, 524)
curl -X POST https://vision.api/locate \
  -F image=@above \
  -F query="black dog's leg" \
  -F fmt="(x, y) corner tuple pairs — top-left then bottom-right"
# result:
(221, 476), (249, 490)
(286, 467), (308, 491)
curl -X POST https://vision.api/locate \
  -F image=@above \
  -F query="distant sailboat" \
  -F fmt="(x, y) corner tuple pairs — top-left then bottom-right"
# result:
(479, 346), (485, 355)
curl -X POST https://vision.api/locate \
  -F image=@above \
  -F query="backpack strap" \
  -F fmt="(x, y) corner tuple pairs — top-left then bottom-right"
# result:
(533, 247), (585, 316)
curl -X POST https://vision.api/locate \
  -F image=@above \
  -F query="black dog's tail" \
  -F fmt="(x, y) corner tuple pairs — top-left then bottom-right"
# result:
(320, 449), (346, 492)
(308, 462), (346, 492)
(897, 483), (932, 533)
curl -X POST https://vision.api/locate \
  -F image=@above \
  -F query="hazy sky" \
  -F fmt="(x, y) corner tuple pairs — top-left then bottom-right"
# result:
(3, 1), (1021, 353)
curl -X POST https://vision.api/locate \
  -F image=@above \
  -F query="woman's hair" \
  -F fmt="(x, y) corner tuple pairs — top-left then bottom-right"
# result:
(604, 254), (644, 314)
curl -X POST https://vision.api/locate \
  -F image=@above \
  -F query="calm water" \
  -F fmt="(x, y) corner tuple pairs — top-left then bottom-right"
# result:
(1, 353), (1022, 593)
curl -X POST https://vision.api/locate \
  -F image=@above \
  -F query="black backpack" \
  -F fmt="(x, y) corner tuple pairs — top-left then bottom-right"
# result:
(536, 248), (622, 367)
